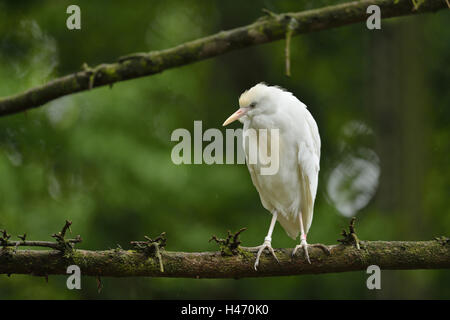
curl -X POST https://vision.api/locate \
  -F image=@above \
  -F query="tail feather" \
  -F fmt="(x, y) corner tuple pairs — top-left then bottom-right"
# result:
(276, 214), (299, 240)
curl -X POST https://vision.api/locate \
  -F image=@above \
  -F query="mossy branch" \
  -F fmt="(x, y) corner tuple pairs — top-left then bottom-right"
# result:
(0, 240), (449, 278)
(130, 233), (167, 272)
(0, 220), (449, 278)
(0, 0), (448, 117)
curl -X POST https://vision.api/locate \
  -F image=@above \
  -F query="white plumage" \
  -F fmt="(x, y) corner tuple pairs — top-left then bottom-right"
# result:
(223, 83), (329, 269)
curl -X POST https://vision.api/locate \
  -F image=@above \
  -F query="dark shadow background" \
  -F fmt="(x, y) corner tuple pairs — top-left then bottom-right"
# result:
(0, 0), (449, 299)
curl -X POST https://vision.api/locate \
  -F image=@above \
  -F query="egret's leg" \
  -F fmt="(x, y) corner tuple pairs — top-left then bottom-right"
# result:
(292, 212), (330, 264)
(245, 212), (279, 270)
(292, 211), (311, 263)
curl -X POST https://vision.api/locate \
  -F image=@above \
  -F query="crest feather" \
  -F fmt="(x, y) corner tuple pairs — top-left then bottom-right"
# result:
(239, 83), (292, 107)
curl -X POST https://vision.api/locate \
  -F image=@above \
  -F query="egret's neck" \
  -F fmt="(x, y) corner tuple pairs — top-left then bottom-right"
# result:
(246, 114), (281, 131)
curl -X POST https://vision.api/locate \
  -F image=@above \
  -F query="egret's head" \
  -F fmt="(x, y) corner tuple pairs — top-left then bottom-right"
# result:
(223, 83), (281, 126)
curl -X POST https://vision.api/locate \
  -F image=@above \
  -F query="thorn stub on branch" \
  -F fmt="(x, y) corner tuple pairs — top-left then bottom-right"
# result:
(261, 8), (279, 19)
(81, 63), (101, 90)
(131, 232), (167, 272)
(337, 217), (361, 249)
(0, 230), (11, 249)
(51, 220), (82, 253)
(209, 228), (247, 256)
(412, 0), (425, 11)
(434, 236), (450, 246)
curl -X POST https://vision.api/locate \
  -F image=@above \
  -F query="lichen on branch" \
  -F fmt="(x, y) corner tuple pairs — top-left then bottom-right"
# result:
(0, 219), (449, 279)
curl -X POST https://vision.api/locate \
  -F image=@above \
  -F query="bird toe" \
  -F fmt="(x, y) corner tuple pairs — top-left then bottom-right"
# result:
(253, 241), (278, 270)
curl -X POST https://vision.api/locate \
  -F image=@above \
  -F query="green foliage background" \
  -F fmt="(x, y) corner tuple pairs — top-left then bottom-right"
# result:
(0, 0), (448, 299)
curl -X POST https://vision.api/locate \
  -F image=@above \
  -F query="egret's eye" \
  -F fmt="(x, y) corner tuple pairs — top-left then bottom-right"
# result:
(249, 102), (257, 108)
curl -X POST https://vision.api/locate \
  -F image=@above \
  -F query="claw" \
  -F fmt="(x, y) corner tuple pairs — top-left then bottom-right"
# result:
(292, 240), (330, 264)
(292, 239), (311, 263)
(250, 240), (279, 270)
(310, 243), (331, 255)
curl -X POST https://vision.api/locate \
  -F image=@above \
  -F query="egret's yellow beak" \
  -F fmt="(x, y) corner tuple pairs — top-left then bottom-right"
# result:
(223, 108), (249, 126)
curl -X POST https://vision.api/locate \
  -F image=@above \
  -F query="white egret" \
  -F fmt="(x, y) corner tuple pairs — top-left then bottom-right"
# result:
(223, 83), (329, 270)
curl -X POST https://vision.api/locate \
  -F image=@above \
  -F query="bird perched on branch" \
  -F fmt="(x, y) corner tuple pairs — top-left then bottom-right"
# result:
(223, 83), (329, 270)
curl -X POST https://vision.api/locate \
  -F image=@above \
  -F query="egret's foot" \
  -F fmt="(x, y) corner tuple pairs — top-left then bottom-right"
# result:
(292, 239), (311, 263)
(245, 240), (279, 270)
(292, 240), (330, 264)
(310, 243), (331, 255)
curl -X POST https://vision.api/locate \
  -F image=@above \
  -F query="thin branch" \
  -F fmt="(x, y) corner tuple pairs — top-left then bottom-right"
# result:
(0, 220), (82, 251)
(0, 0), (447, 117)
(2, 240), (81, 250)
